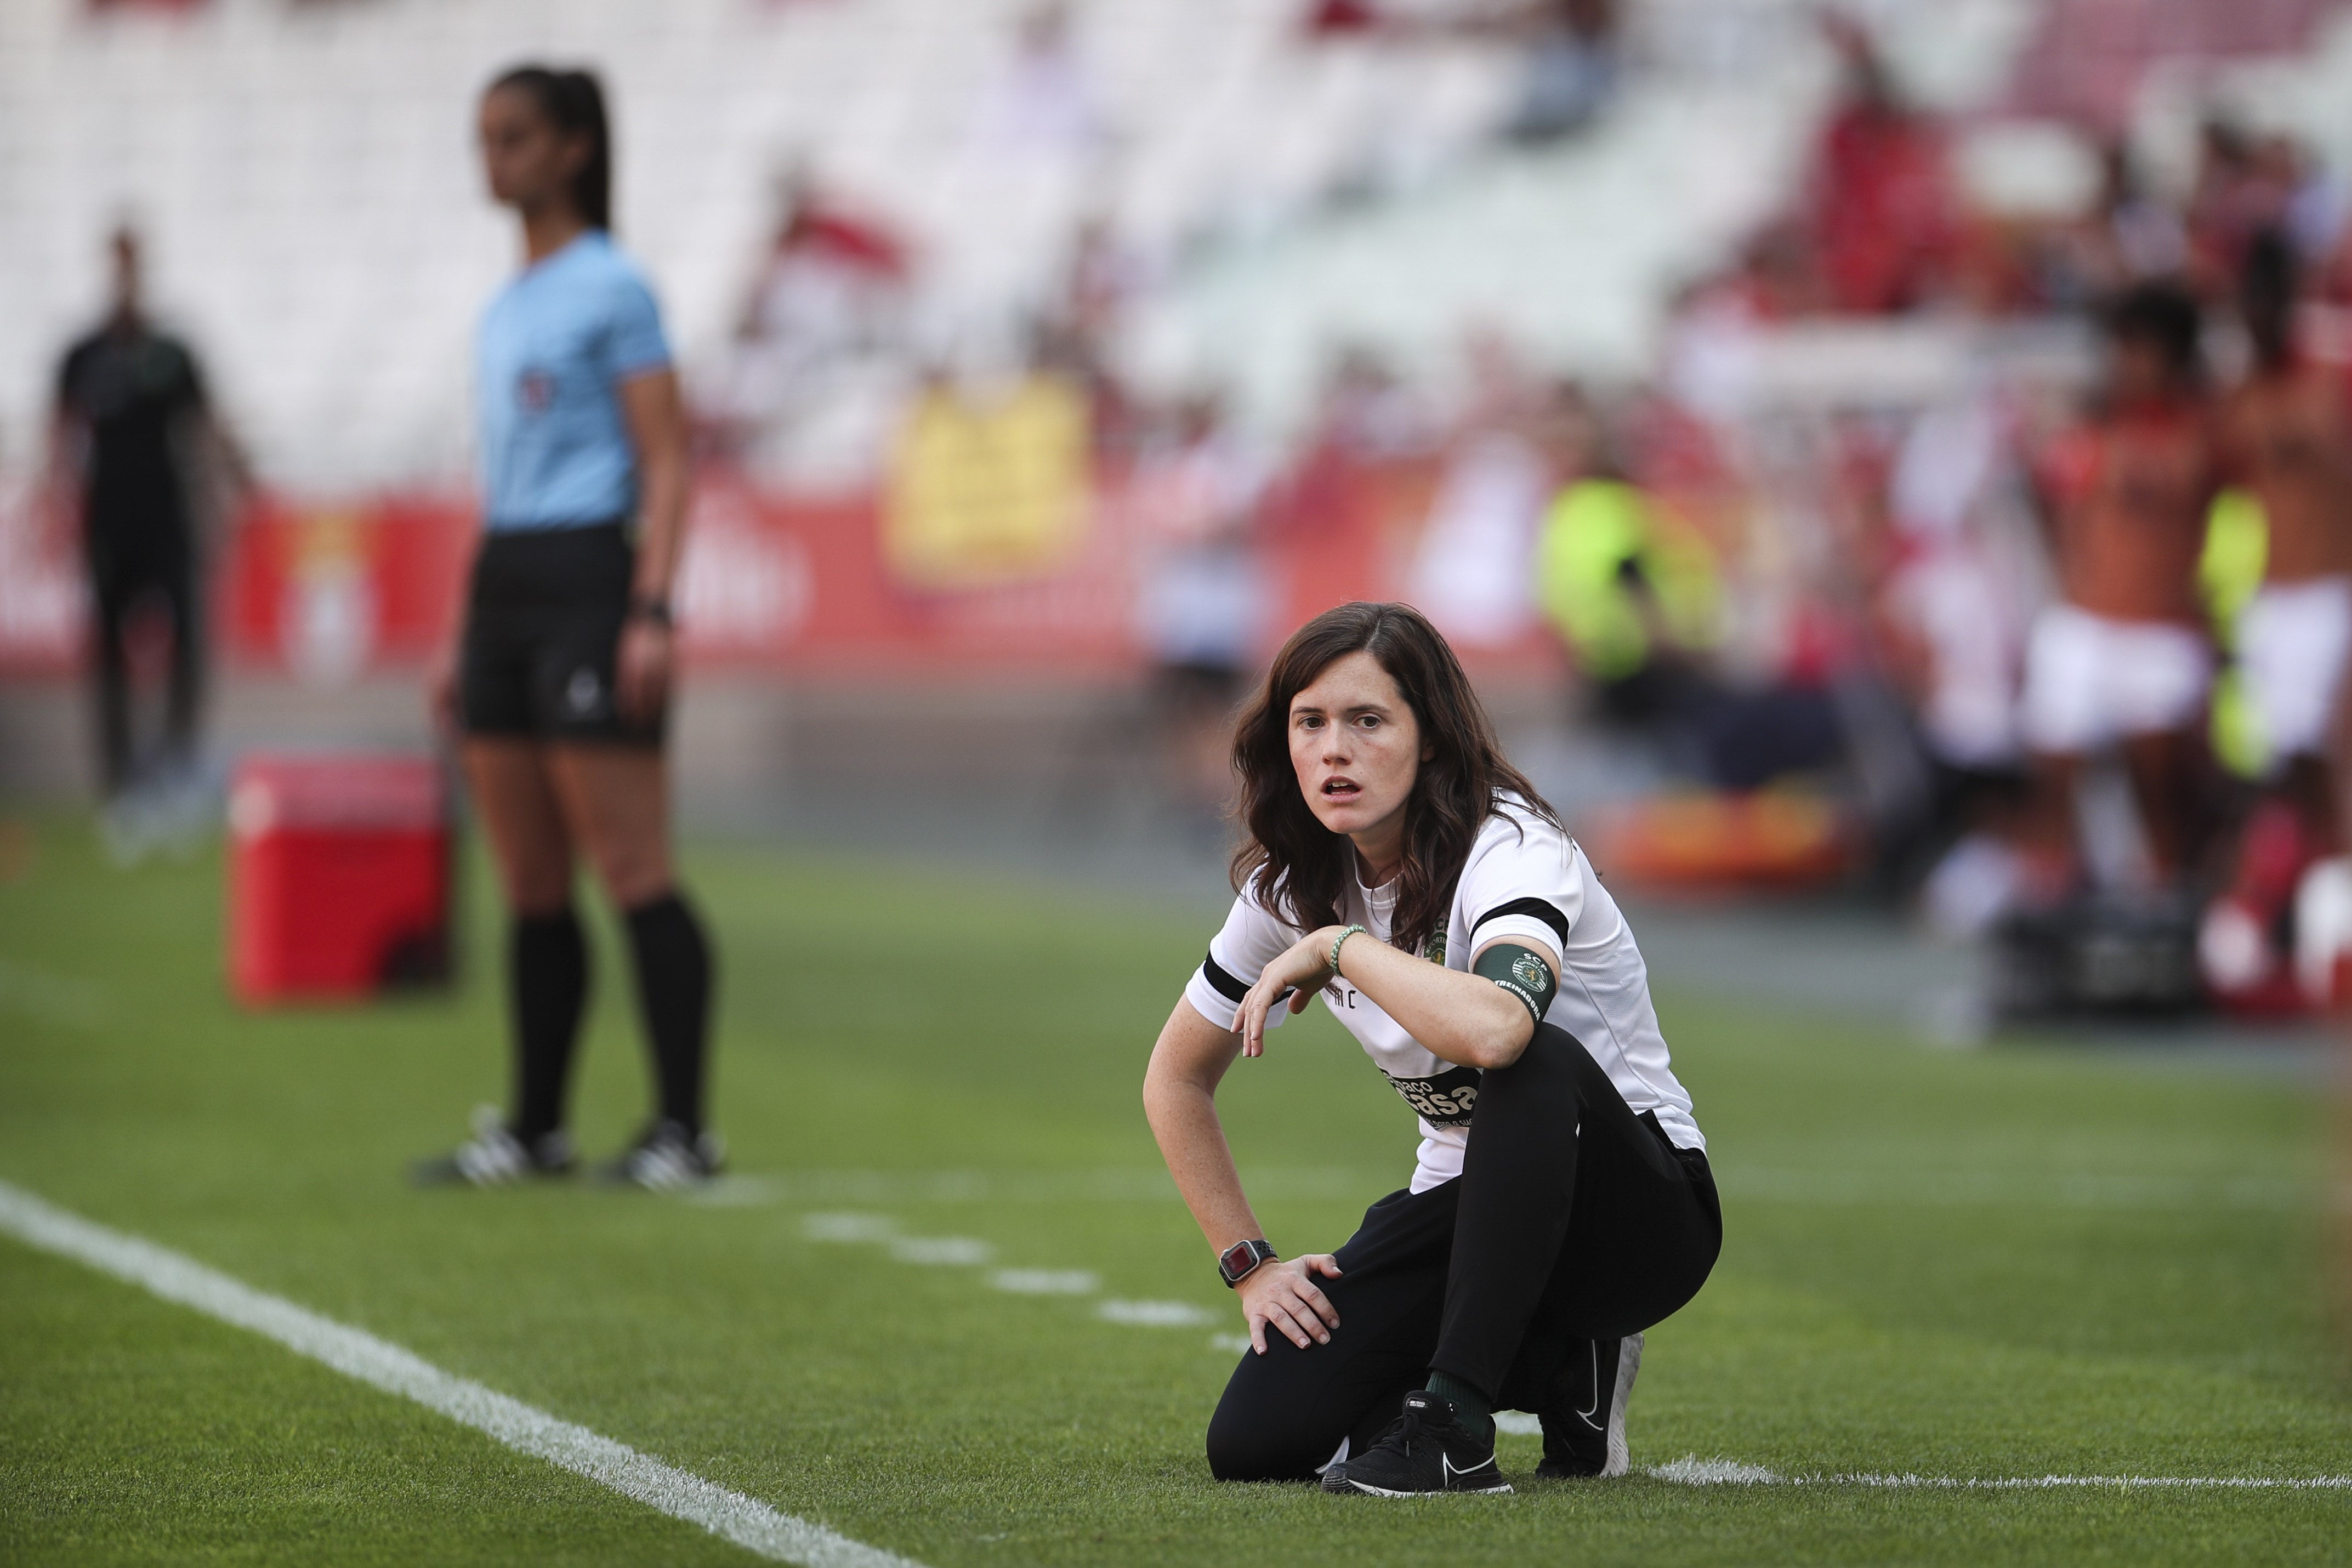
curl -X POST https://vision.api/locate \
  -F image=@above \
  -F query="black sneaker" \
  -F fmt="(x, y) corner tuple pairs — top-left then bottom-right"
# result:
(1535, 1333), (1643, 1479)
(1322, 1391), (1512, 1496)
(411, 1106), (575, 1187)
(597, 1120), (724, 1192)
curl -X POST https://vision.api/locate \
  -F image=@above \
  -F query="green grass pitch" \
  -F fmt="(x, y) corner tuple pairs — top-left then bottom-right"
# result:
(2, 814), (2348, 1565)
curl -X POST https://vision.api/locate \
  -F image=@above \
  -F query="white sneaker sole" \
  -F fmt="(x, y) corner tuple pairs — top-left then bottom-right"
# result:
(1601, 1331), (1643, 1479)
(1336, 1478), (1514, 1496)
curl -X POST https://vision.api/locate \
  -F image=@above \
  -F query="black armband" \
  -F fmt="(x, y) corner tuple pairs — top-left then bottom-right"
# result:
(1473, 942), (1556, 1024)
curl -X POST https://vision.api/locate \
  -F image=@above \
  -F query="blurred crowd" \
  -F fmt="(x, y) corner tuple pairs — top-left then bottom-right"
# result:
(46, 2), (2352, 1015)
(703, 10), (2352, 1015)
(1493, 23), (2352, 1019)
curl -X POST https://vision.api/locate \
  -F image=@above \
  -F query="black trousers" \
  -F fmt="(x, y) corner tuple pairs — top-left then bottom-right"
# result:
(1206, 1024), (1722, 1481)
(87, 533), (200, 795)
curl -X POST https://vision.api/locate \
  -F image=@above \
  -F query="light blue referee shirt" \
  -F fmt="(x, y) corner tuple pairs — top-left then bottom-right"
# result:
(475, 230), (671, 530)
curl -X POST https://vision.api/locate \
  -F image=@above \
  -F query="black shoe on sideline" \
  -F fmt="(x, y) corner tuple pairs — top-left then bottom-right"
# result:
(1323, 1391), (1511, 1496)
(596, 1120), (724, 1192)
(411, 1106), (575, 1188)
(1536, 1333), (1643, 1479)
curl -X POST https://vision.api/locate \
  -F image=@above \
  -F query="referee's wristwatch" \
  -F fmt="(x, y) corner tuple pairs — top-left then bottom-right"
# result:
(1217, 1237), (1278, 1288)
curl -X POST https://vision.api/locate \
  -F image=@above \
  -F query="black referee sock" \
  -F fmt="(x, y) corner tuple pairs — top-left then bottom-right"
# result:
(1425, 1371), (1494, 1439)
(623, 891), (713, 1135)
(511, 907), (589, 1143)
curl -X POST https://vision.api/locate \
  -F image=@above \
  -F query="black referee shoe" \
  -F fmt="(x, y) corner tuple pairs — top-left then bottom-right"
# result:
(411, 1106), (575, 1188)
(1322, 1391), (1512, 1496)
(596, 1120), (724, 1192)
(1535, 1332), (1643, 1479)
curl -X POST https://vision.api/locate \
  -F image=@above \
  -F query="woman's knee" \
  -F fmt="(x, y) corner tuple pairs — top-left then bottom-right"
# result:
(1205, 1366), (1337, 1483)
(1205, 1408), (1323, 1484)
(1478, 1022), (1588, 1118)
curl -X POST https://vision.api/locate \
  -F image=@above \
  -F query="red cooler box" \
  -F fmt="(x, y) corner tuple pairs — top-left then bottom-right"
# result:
(228, 754), (452, 1004)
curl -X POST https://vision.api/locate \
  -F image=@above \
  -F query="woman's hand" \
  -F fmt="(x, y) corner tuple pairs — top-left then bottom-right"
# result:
(1236, 1254), (1344, 1353)
(1232, 927), (1342, 1058)
(615, 615), (674, 724)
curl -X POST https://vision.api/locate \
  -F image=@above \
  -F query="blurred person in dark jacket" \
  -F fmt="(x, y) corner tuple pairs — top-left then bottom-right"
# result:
(50, 226), (249, 841)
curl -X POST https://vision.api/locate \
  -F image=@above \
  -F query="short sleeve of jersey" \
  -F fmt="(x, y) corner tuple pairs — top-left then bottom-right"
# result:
(1183, 885), (1303, 1033)
(600, 269), (671, 381)
(1458, 805), (1584, 962)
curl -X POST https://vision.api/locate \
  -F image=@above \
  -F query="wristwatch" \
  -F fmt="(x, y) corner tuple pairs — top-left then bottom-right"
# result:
(1217, 1237), (1278, 1288)
(627, 595), (674, 629)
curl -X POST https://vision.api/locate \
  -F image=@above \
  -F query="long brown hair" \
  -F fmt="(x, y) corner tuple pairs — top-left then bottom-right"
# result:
(492, 66), (613, 231)
(1230, 602), (1562, 957)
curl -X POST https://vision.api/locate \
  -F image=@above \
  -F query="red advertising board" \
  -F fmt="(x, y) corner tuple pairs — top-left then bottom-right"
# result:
(0, 460), (1561, 683)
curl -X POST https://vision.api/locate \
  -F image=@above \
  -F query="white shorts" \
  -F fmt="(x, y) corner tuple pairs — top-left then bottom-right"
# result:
(2238, 575), (2352, 761)
(2020, 603), (2213, 755)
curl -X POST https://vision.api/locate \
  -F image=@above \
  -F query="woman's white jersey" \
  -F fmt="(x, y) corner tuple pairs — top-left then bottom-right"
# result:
(1185, 798), (1702, 1194)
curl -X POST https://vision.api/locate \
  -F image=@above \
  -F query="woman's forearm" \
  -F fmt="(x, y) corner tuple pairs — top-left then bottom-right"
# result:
(620, 370), (689, 602)
(1143, 1003), (1266, 1255)
(1146, 1075), (1265, 1254)
(632, 445), (688, 601)
(1330, 928), (1541, 1070)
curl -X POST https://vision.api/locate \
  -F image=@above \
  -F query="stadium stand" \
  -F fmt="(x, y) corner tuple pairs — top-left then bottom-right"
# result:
(0, 0), (2031, 496)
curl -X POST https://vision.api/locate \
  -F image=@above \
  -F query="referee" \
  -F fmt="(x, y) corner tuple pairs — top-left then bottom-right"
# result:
(417, 66), (718, 1191)
(1144, 601), (1720, 1493)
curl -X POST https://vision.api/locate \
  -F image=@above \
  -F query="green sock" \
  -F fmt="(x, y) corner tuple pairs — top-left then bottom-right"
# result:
(1424, 1371), (1492, 1436)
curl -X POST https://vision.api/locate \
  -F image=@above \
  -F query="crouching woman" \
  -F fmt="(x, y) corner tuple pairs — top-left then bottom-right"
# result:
(1143, 601), (1720, 1494)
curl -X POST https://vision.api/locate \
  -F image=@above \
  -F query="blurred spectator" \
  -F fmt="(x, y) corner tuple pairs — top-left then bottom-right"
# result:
(1397, 0), (1621, 143)
(2199, 229), (2352, 993)
(1301, 0), (1383, 35)
(2018, 283), (2220, 889)
(1875, 385), (2046, 931)
(1046, 211), (1154, 446)
(1128, 393), (1275, 809)
(1307, 345), (1433, 463)
(1059, 211), (1147, 355)
(1881, 389), (2037, 779)
(2184, 120), (2296, 298)
(1501, 0), (1620, 144)
(1269, 345), (1434, 549)
(973, 2), (1110, 163)
(2220, 229), (2352, 834)
(50, 225), (249, 839)
(1532, 416), (1717, 721)
(1798, 22), (1957, 315)
(2031, 141), (2186, 309)
(709, 167), (911, 456)
(1408, 351), (1576, 651)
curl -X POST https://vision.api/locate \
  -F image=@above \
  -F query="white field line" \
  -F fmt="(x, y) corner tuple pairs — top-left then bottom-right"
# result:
(803, 1212), (1228, 1335)
(692, 1167), (2344, 1214)
(0, 1179), (923, 1568)
(1649, 1457), (2352, 1490)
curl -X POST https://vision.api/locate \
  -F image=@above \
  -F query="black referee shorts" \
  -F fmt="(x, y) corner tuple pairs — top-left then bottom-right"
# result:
(1205, 1025), (1721, 1481)
(459, 521), (664, 748)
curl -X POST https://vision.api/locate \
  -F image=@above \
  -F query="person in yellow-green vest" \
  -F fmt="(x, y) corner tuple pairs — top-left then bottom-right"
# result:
(1534, 469), (1853, 791)
(1532, 475), (1719, 728)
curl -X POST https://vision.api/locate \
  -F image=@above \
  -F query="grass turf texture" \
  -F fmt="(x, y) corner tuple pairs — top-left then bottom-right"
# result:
(1, 813), (2347, 1566)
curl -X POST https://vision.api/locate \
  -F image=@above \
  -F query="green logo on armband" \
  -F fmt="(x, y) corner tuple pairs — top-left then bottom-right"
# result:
(1422, 931), (1446, 964)
(1510, 952), (1548, 991)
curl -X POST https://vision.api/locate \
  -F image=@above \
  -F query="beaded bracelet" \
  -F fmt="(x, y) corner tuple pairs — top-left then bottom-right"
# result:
(1327, 923), (1368, 979)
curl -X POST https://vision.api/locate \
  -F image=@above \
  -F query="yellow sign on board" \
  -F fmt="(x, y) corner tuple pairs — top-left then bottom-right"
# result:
(884, 376), (1091, 589)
